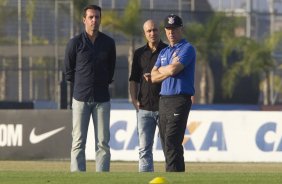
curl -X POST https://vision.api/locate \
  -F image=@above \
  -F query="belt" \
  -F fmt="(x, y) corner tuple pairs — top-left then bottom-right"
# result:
(160, 94), (192, 99)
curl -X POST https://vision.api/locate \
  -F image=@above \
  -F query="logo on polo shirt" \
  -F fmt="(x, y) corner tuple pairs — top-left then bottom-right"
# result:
(161, 56), (167, 65)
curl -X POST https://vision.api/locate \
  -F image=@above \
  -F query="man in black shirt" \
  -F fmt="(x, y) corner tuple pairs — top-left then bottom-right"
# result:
(129, 19), (167, 172)
(64, 5), (116, 172)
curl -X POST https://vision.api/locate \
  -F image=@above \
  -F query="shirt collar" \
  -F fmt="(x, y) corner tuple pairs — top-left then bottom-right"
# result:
(83, 30), (100, 42)
(169, 38), (186, 48)
(145, 40), (165, 52)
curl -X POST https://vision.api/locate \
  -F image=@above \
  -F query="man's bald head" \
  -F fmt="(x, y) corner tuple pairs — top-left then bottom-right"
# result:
(143, 19), (158, 32)
(143, 19), (160, 45)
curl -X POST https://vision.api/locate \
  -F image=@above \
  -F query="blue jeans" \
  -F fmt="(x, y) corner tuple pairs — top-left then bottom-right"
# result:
(70, 98), (111, 172)
(137, 109), (158, 172)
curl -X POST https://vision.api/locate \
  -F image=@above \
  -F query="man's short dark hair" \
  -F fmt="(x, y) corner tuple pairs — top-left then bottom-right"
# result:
(83, 5), (101, 18)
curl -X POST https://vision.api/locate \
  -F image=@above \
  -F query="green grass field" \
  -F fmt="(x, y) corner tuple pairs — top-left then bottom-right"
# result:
(1, 161), (282, 184)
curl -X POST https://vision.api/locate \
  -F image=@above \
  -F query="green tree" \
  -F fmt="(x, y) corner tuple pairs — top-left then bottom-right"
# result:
(184, 13), (237, 104)
(73, 0), (89, 35)
(102, 0), (142, 99)
(222, 31), (282, 105)
(0, 0), (8, 37)
(0, 0), (16, 43)
(0, 1), (17, 100)
(26, 0), (36, 42)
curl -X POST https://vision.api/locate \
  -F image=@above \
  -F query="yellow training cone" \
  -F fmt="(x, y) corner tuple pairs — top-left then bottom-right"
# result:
(149, 177), (169, 184)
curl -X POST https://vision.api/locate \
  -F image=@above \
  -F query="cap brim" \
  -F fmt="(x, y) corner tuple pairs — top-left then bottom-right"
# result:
(165, 25), (181, 28)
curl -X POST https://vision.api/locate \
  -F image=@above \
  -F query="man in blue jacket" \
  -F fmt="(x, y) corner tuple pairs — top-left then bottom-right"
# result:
(151, 14), (196, 172)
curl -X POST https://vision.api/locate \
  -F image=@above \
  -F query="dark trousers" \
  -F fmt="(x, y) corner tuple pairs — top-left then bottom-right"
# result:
(158, 95), (192, 172)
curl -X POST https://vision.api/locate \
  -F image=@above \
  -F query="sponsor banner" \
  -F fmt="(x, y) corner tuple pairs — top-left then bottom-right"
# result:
(86, 110), (282, 162)
(0, 110), (71, 159)
(1, 109), (281, 162)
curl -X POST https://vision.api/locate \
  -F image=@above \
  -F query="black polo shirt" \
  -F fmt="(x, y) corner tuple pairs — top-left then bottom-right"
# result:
(64, 31), (116, 102)
(129, 41), (168, 111)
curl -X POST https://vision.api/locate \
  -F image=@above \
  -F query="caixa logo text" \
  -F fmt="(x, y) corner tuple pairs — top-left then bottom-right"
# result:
(256, 122), (282, 152)
(110, 121), (227, 151)
(0, 124), (22, 146)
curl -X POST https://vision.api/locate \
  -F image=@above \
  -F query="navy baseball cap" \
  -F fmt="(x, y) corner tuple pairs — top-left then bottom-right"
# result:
(164, 14), (183, 28)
